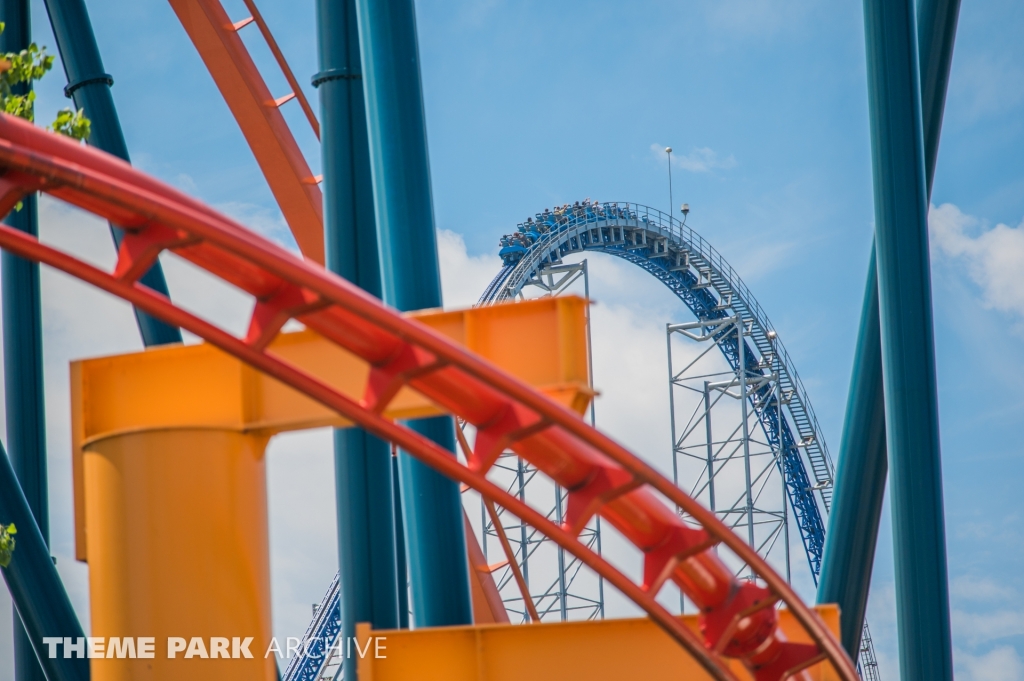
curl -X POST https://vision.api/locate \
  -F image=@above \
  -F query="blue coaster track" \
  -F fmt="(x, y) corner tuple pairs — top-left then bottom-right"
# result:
(480, 201), (835, 579)
(281, 573), (342, 681)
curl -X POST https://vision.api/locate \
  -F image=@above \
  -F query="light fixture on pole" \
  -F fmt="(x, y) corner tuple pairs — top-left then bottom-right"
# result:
(665, 147), (673, 218)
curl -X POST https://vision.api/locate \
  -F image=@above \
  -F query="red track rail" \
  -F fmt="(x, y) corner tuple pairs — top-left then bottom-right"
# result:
(0, 116), (857, 681)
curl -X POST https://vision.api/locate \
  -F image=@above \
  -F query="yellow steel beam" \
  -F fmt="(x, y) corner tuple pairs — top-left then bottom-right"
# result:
(463, 510), (510, 626)
(72, 297), (590, 681)
(355, 606), (842, 681)
(71, 296), (592, 561)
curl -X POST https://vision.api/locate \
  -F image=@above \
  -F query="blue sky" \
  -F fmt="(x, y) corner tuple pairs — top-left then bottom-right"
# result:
(0, 1), (1022, 679)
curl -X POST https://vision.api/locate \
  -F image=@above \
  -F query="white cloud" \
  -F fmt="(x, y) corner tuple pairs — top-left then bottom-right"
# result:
(266, 429), (338, 648)
(174, 172), (198, 194)
(160, 251), (255, 341)
(958, 646), (1024, 681)
(437, 228), (504, 309)
(214, 200), (298, 255)
(953, 575), (1015, 604)
(701, 0), (816, 39)
(930, 203), (1024, 328)
(948, 573), (1024, 679)
(651, 143), (738, 174)
(950, 52), (1024, 123)
(873, 571), (1024, 680)
(865, 574), (1024, 680)
(864, 579), (901, 680)
(452, 0), (503, 29)
(726, 238), (798, 284)
(0, 589), (9, 681)
(953, 609), (1024, 648)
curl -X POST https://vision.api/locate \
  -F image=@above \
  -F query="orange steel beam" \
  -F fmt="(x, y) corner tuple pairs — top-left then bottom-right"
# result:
(69, 299), (591, 560)
(463, 511), (512, 625)
(0, 115), (857, 681)
(354, 607), (844, 681)
(73, 298), (571, 679)
(167, 0), (324, 263)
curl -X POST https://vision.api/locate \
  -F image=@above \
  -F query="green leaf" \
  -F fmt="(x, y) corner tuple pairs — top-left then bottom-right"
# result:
(0, 23), (92, 148)
(0, 523), (15, 569)
(50, 107), (91, 141)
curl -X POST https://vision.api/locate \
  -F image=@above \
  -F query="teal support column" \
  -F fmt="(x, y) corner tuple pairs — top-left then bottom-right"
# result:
(917, 0), (961, 194)
(817, 0), (960, 661)
(395, 416), (469, 626)
(315, 0), (400, 655)
(860, 0), (954, 678)
(816, 254), (887, 657)
(1, 4), (50, 680)
(41, 0), (181, 346)
(393, 455), (409, 629)
(354, 0), (473, 628)
(0, 441), (89, 681)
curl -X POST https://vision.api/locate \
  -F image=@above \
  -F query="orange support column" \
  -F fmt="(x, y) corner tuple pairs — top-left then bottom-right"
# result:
(83, 429), (274, 681)
(69, 297), (592, 681)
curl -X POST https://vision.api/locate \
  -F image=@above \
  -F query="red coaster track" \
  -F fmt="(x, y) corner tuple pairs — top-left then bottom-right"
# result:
(0, 115), (857, 681)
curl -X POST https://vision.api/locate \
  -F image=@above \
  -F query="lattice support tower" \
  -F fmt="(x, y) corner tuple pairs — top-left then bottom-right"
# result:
(667, 317), (792, 590)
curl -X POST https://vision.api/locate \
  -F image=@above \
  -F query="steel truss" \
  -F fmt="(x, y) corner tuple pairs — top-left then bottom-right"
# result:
(667, 317), (790, 585)
(475, 451), (604, 623)
(481, 201), (879, 679)
(667, 317), (880, 679)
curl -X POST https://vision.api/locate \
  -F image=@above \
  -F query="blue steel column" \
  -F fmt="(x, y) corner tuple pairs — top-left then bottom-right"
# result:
(0, 442), (89, 681)
(393, 454), (409, 629)
(1, 4), (49, 681)
(315, 0), (400, 653)
(354, 0), (473, 628)
(41, 0), (181, 346)
(817, 0), (960, 660)
(816, 254), (887, 657)
(917, 0), (961, 193)
(861, 0), (953, 678)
